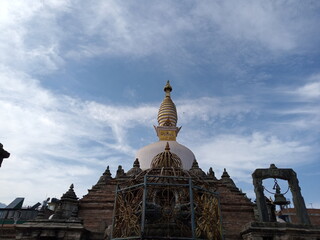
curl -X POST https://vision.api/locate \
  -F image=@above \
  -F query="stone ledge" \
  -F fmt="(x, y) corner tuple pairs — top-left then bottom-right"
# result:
(241, 221), (320, 240)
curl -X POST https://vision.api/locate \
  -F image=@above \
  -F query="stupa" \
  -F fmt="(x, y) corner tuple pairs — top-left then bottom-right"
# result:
(13, 81), (319, 240)
(136, 81), (195, 170)
(77, 81), (255, 240)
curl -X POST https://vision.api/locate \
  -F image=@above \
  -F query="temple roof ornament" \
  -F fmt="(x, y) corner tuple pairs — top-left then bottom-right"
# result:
(61, 184), (78, 200)
(207, 167), (217, 179)
(221, 168), (238, 190)
(96, 166), (112, 185)
(116, 165), (126, 178)
(189, 159), (206, 177)
(127, 158), (142, 176)
(103, 166), (112, 178)
(151, 142), (182, 169)
(221, 168), (230, 178)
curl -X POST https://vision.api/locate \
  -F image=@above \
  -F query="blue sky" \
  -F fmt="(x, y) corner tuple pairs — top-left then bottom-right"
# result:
(0, 1), (319, 208)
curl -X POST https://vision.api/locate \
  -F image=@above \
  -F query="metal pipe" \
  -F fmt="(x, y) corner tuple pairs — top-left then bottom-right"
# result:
(189, 178), (196, 239)
(141, 175), (147, 238)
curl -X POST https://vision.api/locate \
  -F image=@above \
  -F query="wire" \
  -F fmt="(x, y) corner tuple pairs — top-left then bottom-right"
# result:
(263, 178), (290, 195)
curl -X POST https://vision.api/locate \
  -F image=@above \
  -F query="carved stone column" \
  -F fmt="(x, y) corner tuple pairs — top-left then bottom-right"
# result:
(288, 172), (311, 224)
(253, 177), (269, 222)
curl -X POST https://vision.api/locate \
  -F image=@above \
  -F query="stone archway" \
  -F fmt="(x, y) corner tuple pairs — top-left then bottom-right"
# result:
(252, 164), (310, 224)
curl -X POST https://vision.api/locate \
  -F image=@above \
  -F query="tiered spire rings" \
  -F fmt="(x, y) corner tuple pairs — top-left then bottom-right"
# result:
(157, 81), (178, 127)
(155, 81), (181, 141)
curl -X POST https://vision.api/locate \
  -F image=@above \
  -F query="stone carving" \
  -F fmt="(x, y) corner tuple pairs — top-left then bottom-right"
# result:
(97, 166), (112, 185)
(221, 168), (239, 190)
(116, 165), (126, 178)
(127, 158), (142, 176)
(207, 167), (217, 179)
(189, 159), (206, 177)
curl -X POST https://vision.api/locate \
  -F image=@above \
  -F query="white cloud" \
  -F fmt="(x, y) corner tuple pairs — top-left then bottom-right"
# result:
(280, 74), (320, 101)
(193, 1), (298, 51)
(191, 132), (311, 182)
(0, 1), (66, 74)
(1, 0), (318, 76)
(0, 68), (117, 204)
(46, 0), (319, 83)
(271, 75), (320, 132)
(177, 96), (253, 124)
(295, 81), (320, 100)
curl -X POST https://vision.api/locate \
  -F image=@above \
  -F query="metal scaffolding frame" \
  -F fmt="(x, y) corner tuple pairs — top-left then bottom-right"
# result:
(111, 175), (223, 240)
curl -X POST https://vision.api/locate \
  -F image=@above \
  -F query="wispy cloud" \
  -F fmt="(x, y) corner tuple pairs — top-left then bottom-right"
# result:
(269, 74), (320, 133)
(0, 1), (66, 74)
(0, 0), (318, 88)
(193, 1), (299, 51)
(191, 132), (311, 182)
(177, 96), (253, 124)
(0, 67), (117, 204)
(293, 79), (320, 100)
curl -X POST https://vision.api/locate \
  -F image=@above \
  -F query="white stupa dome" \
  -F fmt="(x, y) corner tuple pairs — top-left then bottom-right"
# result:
(136, 141), (195, 170)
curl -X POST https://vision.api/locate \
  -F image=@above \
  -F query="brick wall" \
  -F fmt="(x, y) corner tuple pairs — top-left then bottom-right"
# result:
(282, 208), (320, 226)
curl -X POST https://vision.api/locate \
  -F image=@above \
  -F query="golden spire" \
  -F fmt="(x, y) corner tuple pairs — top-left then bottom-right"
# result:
(157, 81), (178, 127)
(154, 81), (181, 141)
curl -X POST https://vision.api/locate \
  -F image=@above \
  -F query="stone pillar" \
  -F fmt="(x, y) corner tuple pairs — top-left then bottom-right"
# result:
(288, 172), (311, 224)
(253, 177), (269, 222)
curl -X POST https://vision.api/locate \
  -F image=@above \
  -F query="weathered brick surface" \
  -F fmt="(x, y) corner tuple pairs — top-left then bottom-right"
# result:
(0, 225), (16, 240)
(282, 208), (320, 226)
(216, 182), (255, 240)
(78, 179), (117, 238)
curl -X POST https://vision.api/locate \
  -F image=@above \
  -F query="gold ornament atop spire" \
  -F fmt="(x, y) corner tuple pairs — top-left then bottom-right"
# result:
(164, 80), (172, 97)
(157, 81), (178, 127)
(154, 81), (181, 141)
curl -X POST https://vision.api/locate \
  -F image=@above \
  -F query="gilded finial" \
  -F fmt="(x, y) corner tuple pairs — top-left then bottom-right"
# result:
(165, 142), (170, 151)
(164, 80), (172, 97)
